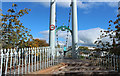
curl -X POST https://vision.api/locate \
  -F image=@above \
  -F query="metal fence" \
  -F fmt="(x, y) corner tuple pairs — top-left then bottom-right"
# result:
(94, 54), (120, 72)
(0, 47), (63, 75)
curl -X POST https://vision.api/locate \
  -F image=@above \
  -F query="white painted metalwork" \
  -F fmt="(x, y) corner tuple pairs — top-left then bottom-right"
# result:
(37, 47), (39, 70)
(49, 0), (56, 58)
(5, 49), (9, 75)
(39, 48), (42, 70)
(18, 49), (21, 74)
(31, 48), (33, 72)
(0, 47), (62, 75)
(24, 48), (26, 74)
(34, 47), (36, 72)
(71, 0), (78, 58)
(28, 48), (30, 73)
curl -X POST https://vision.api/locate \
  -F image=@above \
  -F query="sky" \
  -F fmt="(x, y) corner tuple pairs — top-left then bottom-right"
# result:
(1, 0), (119, 46)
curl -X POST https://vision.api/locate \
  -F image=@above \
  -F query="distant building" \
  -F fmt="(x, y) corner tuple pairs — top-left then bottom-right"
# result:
(88, 47), (95, 50)
(100, 51), (109, 57)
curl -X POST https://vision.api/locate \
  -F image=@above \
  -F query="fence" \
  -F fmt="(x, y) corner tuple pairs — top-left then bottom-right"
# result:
(94, 54), (120, 72)
(0, 47), (63, 75)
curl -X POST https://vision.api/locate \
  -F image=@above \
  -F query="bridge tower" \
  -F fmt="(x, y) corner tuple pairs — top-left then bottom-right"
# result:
(49, 0), (78, 59)
(49, 0), (56, 58)
(71, 0), (78, 59)
(118, 1), (120, 45)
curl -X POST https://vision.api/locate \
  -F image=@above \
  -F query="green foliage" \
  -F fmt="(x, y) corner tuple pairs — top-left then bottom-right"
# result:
(79, 46), (89, 50)
(56, 44), (60, 48)
(80, 56), (85, 59)
(0, 4), (33, 49)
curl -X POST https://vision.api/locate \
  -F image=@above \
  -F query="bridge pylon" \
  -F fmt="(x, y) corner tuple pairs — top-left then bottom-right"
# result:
(49, 0), (78, 59)
(49, 0), (56, 58)
(71, 0), (78, 59)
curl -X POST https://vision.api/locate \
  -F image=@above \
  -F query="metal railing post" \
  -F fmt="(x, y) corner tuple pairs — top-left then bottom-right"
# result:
(47, 48), (48, 68)
(10, 49), (13, 74)
(34, 47), (36, 72)
(21, 48), (24, 74)
(45, 48), (46, 69)
(37, 47), (39, 71)
(108, 55), (109, 67)
(25, 48), (27, 74)
(111, 55), (113, 66)
(1, 49), (3, 76)
(18, 49), (21, 74)
(42, 47), (44, 69)
(28, 48), (30, 73)
(5, 49), (9, 75)
(40, 48), (42, 70)
(116, 55), (119, 71)
(31, 48), (33, 72)
(106, 56), (107, 69)
(114, 55), (116, 71)
(118, 56), (120, 71)
(48, 48), (50, 67)
(14, 48), (17, 75)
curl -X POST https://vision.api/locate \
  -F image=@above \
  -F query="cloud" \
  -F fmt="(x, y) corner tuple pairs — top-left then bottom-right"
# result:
(81, 0), (119, 2)
(2, 0), (120, 2)
(2, 0), (119, 8)
(107, 2), (118, 7)
(78, 28), (104, 46)
(39, 1), (119, 15)
(39, 30), (49, 40)
(1, 0), (119, 15)
(38, 27), (107, 46)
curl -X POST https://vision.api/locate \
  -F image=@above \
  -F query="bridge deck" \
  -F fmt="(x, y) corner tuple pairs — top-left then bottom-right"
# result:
(30, 58), (120, 76)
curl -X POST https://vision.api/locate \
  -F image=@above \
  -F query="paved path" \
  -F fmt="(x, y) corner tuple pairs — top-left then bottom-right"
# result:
(52, 59), (120, 76)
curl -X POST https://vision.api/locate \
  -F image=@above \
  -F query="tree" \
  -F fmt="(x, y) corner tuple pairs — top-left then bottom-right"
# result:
(0, 21), (2, 49)
(26, 39), (49, 47)
(78, 46), (89, 50)
(0, 3), (33, 49)
(57, 44), (60, 48)
(94, 7), (120, 55)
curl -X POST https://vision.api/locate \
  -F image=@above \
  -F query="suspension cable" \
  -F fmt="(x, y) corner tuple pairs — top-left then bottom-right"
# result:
(66, 6), (72, 48)
(55, 4), (72, 48)
(55, 12), (59, 48)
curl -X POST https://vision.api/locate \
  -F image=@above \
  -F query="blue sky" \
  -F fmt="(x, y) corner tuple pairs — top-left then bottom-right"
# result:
(1, 1), (119, 46)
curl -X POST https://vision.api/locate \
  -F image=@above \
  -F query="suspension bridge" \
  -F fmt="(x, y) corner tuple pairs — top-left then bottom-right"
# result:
(1, 0), (120, 75)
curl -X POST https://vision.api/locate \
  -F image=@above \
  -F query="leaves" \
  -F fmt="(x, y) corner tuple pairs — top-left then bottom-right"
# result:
(12, 3), (17, 7)
(1, 3), (32, 49)
(11, 9), (15, 13)
(0, 13), (3, 16)
(29, 9), (31, 11)
(108, 27), (110, 29)
(109, 24), (111, 26)
(115, 25), (119, 28)
(7, 9), (11, 12)
(109, 20), (112, 23)
(94, 13), (120, 54)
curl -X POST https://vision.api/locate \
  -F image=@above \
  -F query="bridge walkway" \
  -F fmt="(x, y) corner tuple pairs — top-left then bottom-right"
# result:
(31, 58), (120, 76)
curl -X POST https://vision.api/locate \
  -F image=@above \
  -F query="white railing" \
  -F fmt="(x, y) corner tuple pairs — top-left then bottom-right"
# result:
(0, 47), (63, 75)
